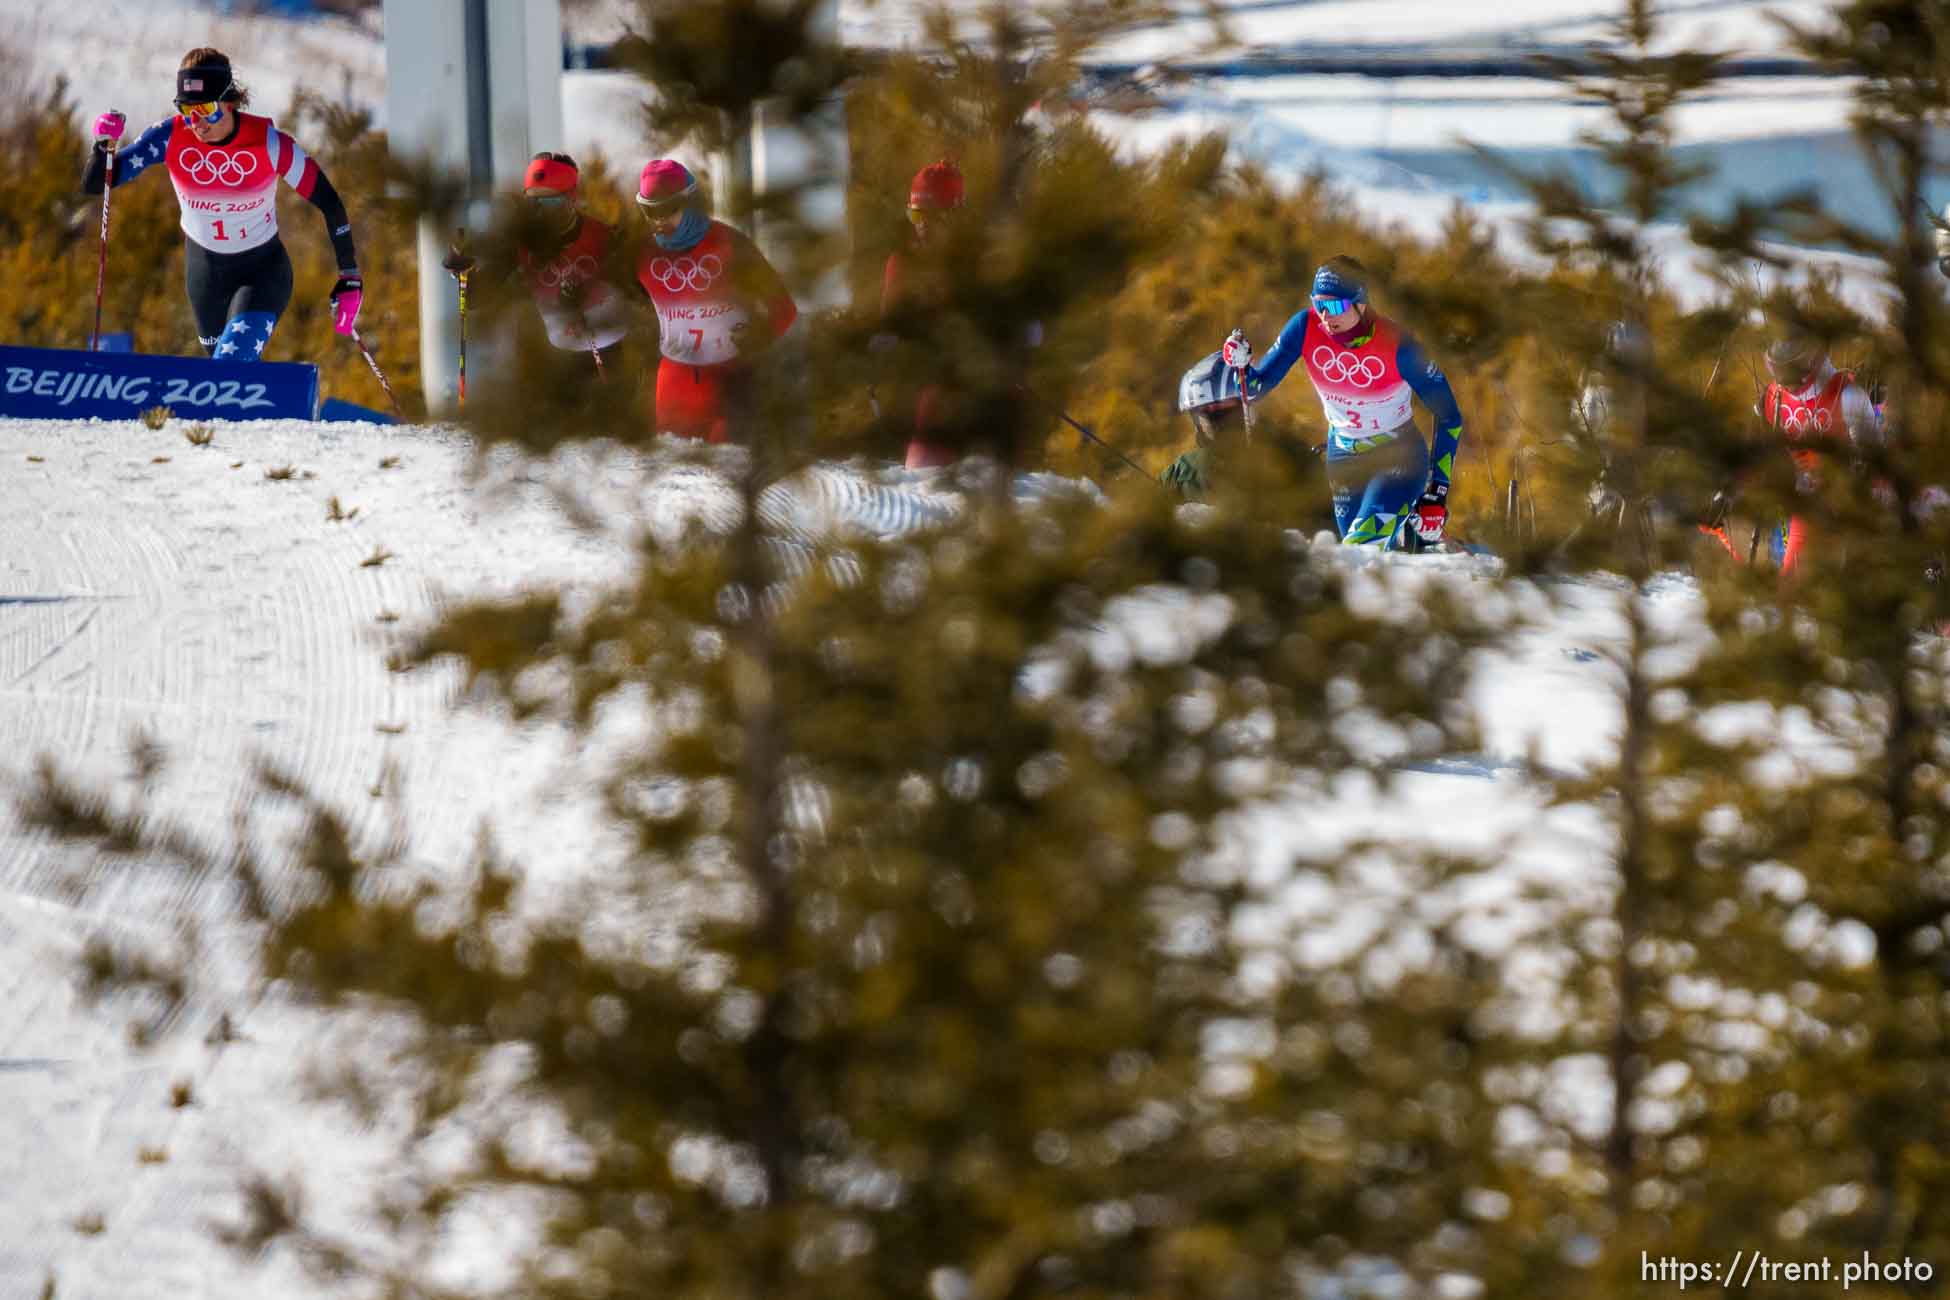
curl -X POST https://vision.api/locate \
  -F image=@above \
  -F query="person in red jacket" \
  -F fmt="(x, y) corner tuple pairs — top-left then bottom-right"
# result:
(878, 159), (964, 467)
(632, 159), (798, 442)
(443, 153), (640, 375)
(1758, 333), (1882, 575)
(1699, 334), (1884, 574)
(513, 152), (637, 370)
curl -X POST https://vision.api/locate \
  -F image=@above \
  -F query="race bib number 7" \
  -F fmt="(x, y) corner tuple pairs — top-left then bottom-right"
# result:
(658, 303), (748, 366)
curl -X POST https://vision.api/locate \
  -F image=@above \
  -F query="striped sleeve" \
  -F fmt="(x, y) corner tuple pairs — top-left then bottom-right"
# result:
(270, 128), (320, 199)
(272, 127), (357, 272)
(82, 120), (172, 194)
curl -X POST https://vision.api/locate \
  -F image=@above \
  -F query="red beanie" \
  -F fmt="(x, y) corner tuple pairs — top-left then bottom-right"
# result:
(639, 158), (698, 203)
(523, 154), (580, 195)
(908, 159), (964, 211)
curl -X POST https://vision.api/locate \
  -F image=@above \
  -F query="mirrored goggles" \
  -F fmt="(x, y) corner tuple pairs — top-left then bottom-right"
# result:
(526, 191), (575, 209)
(1312, 295), (1360, 317)
(906, 206), (935, 228)
(635, 191), (691, 219)
(176, 101), (226, 125)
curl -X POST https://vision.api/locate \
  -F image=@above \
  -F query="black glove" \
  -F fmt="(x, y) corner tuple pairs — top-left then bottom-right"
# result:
(1161, 449), (1209, 496)
(1700, 488), (1734, 530)
(442, 248), (477, 276)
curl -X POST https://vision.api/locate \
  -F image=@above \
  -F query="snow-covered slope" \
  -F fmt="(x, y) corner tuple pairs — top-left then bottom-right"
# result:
(0, 409), (1684, 1296)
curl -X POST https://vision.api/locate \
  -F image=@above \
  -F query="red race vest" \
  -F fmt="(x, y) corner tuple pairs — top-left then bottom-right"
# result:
(1302, 315), (1414, 444)
(164, 113), (316, 254)
(1763, 370), (1852, 476)
(519, 217), (631, 351)
(636, 221), (795, 367)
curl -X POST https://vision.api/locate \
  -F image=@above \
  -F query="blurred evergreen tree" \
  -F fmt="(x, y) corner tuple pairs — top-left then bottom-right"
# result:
(19, 3), (1499, 1298)
(1485, 2), (1950, 1295)
(1660, 0), (1950, 1284)
(29, 3), (1950, 1299)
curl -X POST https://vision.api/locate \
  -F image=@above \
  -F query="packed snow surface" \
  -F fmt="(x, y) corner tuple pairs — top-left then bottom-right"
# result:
(0, 409), (1706, 1295)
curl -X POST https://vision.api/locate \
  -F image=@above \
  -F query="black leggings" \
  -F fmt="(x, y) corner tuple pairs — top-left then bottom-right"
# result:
(183, 238), (293, 352)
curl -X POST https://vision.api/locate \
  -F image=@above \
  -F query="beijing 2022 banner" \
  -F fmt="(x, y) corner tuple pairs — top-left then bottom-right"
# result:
(0, 344), (318, 422)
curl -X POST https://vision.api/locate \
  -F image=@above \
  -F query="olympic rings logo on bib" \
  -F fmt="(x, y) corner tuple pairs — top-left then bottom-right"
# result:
(540, 254), (600, 289)
(1780, 406), (1833, 434)
(180, 147), (258, 187)
(648, 254), (723, 293)
(1312, 346), (1387, 387)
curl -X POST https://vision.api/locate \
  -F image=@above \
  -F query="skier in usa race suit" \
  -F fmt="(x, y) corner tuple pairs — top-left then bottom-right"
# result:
(1226, 257), (1465, 548)
(82, 48), (363, 360)
(632, 159), (798, 442)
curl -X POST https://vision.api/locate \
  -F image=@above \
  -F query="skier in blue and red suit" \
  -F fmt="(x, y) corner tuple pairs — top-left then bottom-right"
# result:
(81, 47), (364, 361)
(1225, 257), (1466, 548)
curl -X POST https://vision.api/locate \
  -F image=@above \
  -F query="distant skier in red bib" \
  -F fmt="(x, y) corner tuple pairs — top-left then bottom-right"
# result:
(441, 152), (640, 380)
(631, 160), (798, 442)
(514, 153), (637, 368)
(1755, 333), (1882, 575)
(879, 159), (964, 468)
(81, 48), (363, 361)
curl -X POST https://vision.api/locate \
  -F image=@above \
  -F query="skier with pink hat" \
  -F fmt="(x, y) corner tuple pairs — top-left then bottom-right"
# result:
(632, 159), (798, 442)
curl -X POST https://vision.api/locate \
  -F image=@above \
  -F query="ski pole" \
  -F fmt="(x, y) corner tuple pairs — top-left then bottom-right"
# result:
(350, 326), (406, 420)
(1226, 327), (1255, 442)
(450, 228), (469, 407)
(455, 270), (469, 405)
(89, 125), (119, 352)
(1021, 385), (1153, 480)
(591, 345), (606, 381)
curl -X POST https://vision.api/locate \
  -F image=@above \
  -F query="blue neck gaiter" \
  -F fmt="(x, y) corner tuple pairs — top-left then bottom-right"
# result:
(655, 207), (710, 252)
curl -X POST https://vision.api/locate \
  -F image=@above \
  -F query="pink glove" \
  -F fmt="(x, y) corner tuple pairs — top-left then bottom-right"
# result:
(93, 110), (125, 144)
(330, 274), (363, 336)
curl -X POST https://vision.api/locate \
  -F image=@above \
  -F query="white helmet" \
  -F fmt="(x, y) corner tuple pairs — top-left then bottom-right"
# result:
(1177, 350), (1244, 413)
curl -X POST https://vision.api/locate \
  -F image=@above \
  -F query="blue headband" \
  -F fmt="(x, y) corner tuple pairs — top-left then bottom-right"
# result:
(1311, 264), (1368, 305)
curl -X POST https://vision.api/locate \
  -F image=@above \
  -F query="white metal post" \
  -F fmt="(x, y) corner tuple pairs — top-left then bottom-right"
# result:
(383, 0), (561, 417)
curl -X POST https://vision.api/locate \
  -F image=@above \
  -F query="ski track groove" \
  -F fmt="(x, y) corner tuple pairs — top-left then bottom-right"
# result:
(0, 418), (1558, 1298)
(0, 423), (458, 1300)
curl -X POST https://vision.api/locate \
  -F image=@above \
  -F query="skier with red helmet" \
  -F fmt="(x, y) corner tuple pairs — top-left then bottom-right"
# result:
(877, 158), (967, 468)
(516, 153), (637, 366)
(442, 152), (641, 376)
(632, 159), (798, 442)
